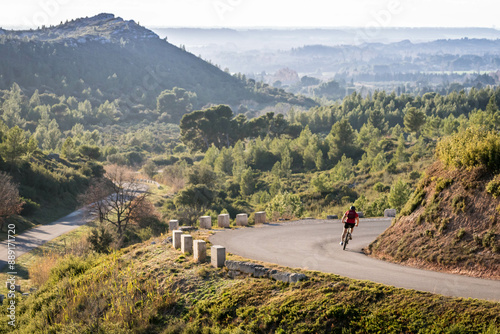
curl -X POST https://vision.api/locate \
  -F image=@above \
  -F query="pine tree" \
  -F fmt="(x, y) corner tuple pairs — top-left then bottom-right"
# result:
(1, 126), (27, 164)
(388, 179), (411, 211)
(403, 106), (426, 137)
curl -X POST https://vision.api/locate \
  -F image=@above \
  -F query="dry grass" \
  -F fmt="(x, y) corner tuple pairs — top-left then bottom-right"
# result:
(28, 252), (61, 287)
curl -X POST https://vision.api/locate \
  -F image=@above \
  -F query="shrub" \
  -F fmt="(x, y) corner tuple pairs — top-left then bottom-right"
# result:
(373, 182), (387, 192)
(49, 255), (92, 283)
(400, 189), (426, 216)
(409, 171), (421, 180)
(435, 178), (453, 193)
(436, 127), (500, 171)
(482, 230), (497, 249)
(20, 197), (40, 215)
(88, 226), (113, 253)
(266, 191), (304, 221)
(451, 196), (466, 213)
(486, 179), (500, 198)
(311, 173), (331, 193)
(456, 228), (466, 241)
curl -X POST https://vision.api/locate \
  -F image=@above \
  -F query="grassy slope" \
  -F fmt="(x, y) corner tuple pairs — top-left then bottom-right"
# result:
(1, 228), (499, 334)
(368, 161), (500, 279)
(0, 153), (94, 241)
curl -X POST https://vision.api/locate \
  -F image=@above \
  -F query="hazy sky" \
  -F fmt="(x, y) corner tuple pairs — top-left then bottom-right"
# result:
(1, 0), (499, 29)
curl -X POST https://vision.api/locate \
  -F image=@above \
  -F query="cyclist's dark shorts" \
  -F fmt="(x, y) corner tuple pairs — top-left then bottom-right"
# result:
(344, 223), (355, 229)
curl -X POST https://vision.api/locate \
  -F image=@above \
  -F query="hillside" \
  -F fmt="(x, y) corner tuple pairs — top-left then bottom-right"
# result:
(367, 161), (500, 279)
(2, 229), (499, 333)
(0, 14), (316, 113)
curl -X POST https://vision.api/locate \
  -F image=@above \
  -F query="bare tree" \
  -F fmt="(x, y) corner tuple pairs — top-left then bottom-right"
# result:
(80, 165), (148, 238)
(0, 171), (23, 231)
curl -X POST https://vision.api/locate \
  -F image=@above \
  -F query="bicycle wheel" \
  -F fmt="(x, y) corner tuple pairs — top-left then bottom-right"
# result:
(343, 230), (349, 250)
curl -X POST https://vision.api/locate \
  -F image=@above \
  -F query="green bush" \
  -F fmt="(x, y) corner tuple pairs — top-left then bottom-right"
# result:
(409, 171), (421, 180)
(400, 189), (426, 216)
(435, 177), (453, 193)
(455, 228), (466, 241)
(266, 191), (304, 221)
(373, 182), (387, 192)
(20, 197), (40, 215)
(49, 255), (92, 283)
(436, 127), (500, 171)
(88, 226), (113, 253)
(486, 179), (500, 198)
(451, 196), (466, 213)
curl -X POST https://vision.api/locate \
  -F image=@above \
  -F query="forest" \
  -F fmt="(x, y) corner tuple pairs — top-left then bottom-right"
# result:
(2, 79), (500, 238)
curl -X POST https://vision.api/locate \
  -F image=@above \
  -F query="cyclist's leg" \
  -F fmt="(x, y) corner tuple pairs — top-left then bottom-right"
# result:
(341, 227), (348, 242)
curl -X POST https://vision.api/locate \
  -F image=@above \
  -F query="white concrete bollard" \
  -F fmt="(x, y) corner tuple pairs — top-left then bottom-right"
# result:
(218, 214), (230, 228)
(254, 211), (266, 224)
(181, 234), (193, 254)
(172, 230), (183, 249)
(199, 216), (212, 229)
(236, 213), (248, 226)
(211, 245), (226, 268)
(169, 219), (179, 231)
(193, 240), (207, 262)
(384, 209), (397, 217)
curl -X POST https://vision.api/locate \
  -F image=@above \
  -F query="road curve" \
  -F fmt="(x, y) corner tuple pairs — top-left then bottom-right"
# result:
(0, 183), (150, 271)
(0, 208), (92, 271)
(210, 218), (500, 302)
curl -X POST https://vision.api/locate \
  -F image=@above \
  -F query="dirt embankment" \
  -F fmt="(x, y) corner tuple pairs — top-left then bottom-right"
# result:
(367, 161), (500, 279)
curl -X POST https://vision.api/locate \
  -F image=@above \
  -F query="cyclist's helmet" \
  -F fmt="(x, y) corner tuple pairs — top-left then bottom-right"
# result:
(350, 206), (356, 211)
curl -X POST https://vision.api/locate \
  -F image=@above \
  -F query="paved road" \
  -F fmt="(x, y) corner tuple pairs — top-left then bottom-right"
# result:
(0, 183), (150, 271)
(0, 208), (92, 271)
(210, 218), (500, 302)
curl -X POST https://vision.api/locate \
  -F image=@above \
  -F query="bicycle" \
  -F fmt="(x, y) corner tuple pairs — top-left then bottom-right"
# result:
(343, 226), (353, 251)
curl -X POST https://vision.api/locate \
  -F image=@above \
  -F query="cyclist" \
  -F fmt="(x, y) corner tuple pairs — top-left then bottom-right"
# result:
(340, 205), (359, 246)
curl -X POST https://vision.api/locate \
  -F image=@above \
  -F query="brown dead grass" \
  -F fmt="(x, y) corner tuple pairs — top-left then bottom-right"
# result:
(367, 161), (500, 280)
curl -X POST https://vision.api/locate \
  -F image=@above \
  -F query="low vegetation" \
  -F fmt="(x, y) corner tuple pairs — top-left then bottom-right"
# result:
(1, 231), (499, 333)
(368, 129), (500, 278)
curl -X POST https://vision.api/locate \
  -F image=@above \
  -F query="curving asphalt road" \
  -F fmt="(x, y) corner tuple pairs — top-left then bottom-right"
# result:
(0, 183), (150, 271)
(210, 218), (500, 302)
(0, 208), (92, 271)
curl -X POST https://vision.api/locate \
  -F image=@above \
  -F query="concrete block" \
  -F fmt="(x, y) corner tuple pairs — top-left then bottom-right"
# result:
(357, 211), (364, 218)
(289, 273), (307, 283)
(218, 214), (230, 228)
(271, 272), (290, 283)
(236, 213), (248, 226)
(254, 211), (267, 224)
(181, 234), (193, 254)
(169, 220), (179, 231)
(200, 216), (212, 229)
(172, 230), (183, 249)
(326, 215), (338, 219)
(211, 245), (226, 268)
(384, 209), (397, 217)
(193, 240), (207, 262)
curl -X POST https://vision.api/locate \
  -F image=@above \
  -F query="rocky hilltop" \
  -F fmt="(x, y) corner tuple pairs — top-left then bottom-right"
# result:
(0, 13), (158, 43)
(0, 14), (315, 112)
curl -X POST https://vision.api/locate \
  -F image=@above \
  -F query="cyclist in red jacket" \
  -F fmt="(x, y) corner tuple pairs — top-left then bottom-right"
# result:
(340, 206), (359, 246)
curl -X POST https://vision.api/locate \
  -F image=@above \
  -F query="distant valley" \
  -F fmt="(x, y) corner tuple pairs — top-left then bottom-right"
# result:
(156, 27), (500, 98)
